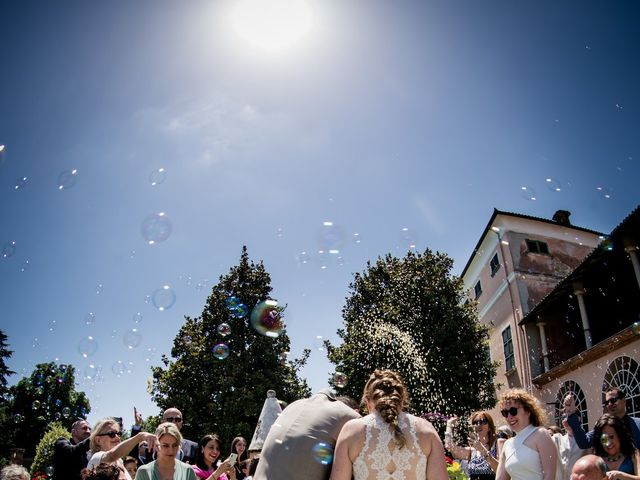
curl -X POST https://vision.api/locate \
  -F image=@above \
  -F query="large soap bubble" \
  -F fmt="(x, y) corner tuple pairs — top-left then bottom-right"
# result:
(250, 300), (283, 338)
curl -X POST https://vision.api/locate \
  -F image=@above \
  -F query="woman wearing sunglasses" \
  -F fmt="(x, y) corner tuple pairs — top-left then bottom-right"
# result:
(445, 412), (498, 480)
(495, 390), (557, 480)
(592, 414), (640, 480)
(87, 418), (156, 480)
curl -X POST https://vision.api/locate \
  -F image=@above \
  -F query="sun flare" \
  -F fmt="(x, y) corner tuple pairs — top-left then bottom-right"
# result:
(231, 0), (313, 52)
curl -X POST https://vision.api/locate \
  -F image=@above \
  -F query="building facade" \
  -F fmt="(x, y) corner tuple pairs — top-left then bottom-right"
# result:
(460, 209), (607, 420)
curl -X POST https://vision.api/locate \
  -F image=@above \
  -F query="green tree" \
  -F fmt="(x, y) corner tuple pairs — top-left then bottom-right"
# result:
(8, 363), (90, 459)
(326, 249), (497, 418)
(0, 330), (14, 399)
(152, 247), (311, 445)
(31, 422), (69, 477)
(0, 330), (15, 465)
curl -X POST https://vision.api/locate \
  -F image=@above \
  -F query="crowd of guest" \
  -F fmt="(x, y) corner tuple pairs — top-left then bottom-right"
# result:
(5, 373), (640, 480)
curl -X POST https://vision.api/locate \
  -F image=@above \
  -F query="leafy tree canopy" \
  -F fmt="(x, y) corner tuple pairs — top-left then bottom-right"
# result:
(152, 247), (311, 445)
(6, 363), (90, 459)
(31, 422), (69, 477)
(0, 330), (14, 398)
(327, 249), (497, 418)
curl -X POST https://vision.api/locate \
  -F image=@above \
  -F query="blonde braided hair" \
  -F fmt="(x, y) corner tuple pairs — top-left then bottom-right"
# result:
(363, 369), (409, 449)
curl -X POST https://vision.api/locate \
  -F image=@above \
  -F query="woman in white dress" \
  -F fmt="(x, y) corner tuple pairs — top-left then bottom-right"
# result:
(330, 369), (448, 480)
(495, 390), (557, 480)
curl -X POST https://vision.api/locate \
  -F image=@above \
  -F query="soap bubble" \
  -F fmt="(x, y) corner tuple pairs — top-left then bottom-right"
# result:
(62, 407), (71, 417)
(313, 335), (325, 352)
(400, 227), (418, 250)
(599, 236), (613, 252)
(520, 186), (537, 201)
(632, 322), (640, 336)
(600, 433), (612, 449)
(2, 241), (16, 259)
(149, 167), (166, 186)
(78, 336), (98, 358)
(212, 343), (230, 360)
(545, 178), (562, 192)
(317, 222), (346, 253)
(312, 442), (333, 465)
(226, 296), (240, 311)
(32, 400), (41, 409)
(13, 414), (23, 424)
(250, 300), (283, 338)
(20, 259), (30, 272)
(596, 186), (612, 199)
(123, 329), (142, 349)
(217, 323), (231, 337)
(57, 169), (78, 190)
(133, 312), (143, 324)
(332, 372), (347, 388)
(14, 176), (27, 190)
(112, 361), (125, 376)
(233, 304), (249, 318)
(296, 251), (311, 266)
(95, 283), (103, 295)
(84, 312), (96, 325)
(152, 285), (176, 311)
(141, 212), (172, 245)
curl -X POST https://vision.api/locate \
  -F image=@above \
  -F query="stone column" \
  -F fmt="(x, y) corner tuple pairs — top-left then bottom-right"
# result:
(537, 321), (550, 372)
(624, 242), (640, 291)
(573, 282), (592, 348)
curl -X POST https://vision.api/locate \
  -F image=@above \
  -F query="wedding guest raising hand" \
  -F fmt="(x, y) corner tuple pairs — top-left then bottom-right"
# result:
(445, 412), (499, 479)
(87, 418), (156, 480)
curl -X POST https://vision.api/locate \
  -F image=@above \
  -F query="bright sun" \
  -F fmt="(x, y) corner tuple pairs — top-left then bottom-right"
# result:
(231, 0), (313, 52)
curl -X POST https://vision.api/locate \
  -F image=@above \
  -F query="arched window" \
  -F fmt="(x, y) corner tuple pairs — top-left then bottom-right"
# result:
(603, 356), (640, 417)
(556, 380), (589, 432)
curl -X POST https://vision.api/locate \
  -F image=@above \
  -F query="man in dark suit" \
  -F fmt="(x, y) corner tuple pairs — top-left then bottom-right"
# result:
(131, 406), (199, 464)
(53, 419), (91, 480)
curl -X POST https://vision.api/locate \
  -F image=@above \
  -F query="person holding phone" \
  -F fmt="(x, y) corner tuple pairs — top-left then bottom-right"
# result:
(192, 434), (235, 480)
(445, 412), (499, 479)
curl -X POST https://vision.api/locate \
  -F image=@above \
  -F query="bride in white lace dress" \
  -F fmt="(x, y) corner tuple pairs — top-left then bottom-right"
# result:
(330, 369), (449, 480)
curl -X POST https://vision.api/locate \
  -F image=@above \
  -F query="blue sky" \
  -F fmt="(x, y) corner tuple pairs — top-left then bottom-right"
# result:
(1, 0), (638, 429)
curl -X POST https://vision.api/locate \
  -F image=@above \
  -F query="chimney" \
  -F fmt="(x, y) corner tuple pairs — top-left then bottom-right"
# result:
(552, 210), (571, 226)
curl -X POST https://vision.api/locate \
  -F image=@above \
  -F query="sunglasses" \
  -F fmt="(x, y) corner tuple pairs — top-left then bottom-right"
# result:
(98, 431), (123, 438)
(500, 407), (521, 418)
(165, 416), (182, 423)
(472, 419), (489, 426)
(603, 397), (621, 406)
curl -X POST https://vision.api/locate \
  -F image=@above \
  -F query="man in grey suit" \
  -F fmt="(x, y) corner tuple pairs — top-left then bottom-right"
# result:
(253, 389), (360, 480)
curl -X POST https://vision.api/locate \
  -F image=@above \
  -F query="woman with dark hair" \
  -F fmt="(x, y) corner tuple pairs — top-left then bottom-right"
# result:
(495, 389), (557, 480)
(592, 413), (640, 479)
(330, 369), (448, 480)
(445, 412), (499, 479)
(230, 437), (248, 480)
(192, 434), (234, 480)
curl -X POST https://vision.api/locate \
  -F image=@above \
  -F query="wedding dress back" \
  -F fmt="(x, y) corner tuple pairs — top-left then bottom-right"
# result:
(353, 410), (427, 480)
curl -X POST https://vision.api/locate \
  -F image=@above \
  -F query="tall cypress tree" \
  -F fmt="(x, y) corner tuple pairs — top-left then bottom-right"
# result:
(326, 249), (497, 418)
(151, 247), (310, 444)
